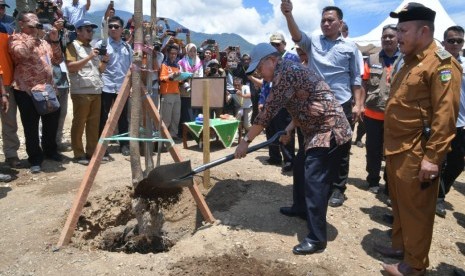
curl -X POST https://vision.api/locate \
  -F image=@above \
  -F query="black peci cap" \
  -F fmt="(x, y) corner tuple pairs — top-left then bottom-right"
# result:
(389, 2), (436, 23)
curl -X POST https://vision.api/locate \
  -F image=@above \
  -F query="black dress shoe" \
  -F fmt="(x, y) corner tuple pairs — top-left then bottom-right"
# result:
(435, 200), (446, 218)
(328, 190), (346, 207)
(279, 207), (306, 220)
(374, 243), (404, 259)
(292, 240), (326, 255)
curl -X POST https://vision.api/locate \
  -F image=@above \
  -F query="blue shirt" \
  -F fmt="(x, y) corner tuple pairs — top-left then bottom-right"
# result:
(0, 14), (15, 32)
(63, 3), (87, 25)
(96, 38), (133, 94)
(258, 81), (271, 106)
(282, 51), (300, 63)
(456, 55), (465, 128)
(298, 32), (361, 104)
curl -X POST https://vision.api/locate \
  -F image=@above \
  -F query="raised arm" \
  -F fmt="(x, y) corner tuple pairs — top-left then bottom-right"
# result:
(281, 0), (302, 42)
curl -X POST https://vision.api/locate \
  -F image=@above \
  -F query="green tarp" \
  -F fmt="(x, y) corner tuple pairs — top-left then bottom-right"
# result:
(184, 118), (239, 148)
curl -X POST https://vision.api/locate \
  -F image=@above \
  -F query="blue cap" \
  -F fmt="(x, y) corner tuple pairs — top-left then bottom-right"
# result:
(74, 19), (98, 29)
(246, 43), (278, 74)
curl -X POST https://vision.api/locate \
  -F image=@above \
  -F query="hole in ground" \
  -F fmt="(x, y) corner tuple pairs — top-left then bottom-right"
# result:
(73, 185), (195, 254)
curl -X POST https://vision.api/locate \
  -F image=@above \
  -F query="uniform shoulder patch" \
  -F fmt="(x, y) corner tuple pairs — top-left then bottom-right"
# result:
(439, 69), (452, 82)
(435, 48), (452, 61)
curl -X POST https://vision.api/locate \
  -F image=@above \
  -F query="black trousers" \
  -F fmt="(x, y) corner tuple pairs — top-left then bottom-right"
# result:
(179, 96), (195, 136)
(364, 116), (386, 187)
(265, 108), (294, 163)
(439, 127), (465, 199)
(99, 92), (129, 147)
(355, 120), (366, 142)
(300, 139), (350, 243)
(331, 100), (354, 193)
(14, 89), (59, 166)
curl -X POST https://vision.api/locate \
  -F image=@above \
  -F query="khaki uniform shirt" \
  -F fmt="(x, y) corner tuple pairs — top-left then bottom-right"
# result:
(384, 42), (462, 165)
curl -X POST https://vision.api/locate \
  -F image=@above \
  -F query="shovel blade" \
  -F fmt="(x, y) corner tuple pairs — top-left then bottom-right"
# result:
(134, 161), (193, 199)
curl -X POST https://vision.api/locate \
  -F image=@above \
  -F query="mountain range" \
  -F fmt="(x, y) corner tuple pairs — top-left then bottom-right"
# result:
(94, 10), (255, 54)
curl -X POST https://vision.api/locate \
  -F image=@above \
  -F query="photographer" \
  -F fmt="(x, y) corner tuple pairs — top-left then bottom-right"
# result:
(65, 19), (106, 165)
(8, 11), (64, 173)
(95, 16), (133, 157)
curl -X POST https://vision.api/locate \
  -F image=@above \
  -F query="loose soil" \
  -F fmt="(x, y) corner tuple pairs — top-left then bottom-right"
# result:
(0, 114), (464, 275)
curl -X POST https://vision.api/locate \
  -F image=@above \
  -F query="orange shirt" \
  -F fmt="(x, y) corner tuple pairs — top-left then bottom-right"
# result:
(0, 32), (13, 85)
(159, 63), (180, 95)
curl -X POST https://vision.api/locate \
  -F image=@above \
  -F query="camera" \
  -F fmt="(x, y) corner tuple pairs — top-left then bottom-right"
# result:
(207, 39), (215, 45)
(153, 41), (162, 51)
(97, 45), (107, 56)
(165, 30), (176, 37)
(63, 20), (75, 31)
(197, 48), (205, 60)
(228, 46), (237, 51)
(176, 27), (189, 34)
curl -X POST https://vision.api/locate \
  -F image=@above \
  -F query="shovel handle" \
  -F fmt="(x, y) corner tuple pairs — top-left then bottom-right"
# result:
(190, 130), (287, 175)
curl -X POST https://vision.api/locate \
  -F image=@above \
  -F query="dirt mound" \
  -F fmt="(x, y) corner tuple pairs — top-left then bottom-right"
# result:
(73, 184), (199, 254)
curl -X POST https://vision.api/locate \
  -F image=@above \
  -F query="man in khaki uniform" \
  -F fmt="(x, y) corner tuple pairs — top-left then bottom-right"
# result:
(375, 3), (462, 275)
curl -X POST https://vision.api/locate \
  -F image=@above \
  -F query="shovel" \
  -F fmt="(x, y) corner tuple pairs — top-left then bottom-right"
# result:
(134, 130), (286, 198)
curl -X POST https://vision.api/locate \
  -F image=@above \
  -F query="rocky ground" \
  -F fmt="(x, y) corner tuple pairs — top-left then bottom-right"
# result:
(0, 118), (464, 275)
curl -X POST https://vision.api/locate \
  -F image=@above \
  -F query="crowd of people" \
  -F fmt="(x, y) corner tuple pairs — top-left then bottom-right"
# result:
(233, 1), (464, 276)
(0, 1), (464, 275)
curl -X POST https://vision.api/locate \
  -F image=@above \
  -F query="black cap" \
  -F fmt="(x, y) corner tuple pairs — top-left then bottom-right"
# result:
(389, 2), (436, 23)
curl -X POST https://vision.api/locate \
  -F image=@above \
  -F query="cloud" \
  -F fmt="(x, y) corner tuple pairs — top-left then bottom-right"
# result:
(84, 0), (333, 44)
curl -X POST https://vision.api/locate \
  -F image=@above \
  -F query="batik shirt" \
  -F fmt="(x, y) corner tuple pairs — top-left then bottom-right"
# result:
(9, 32), (63, 92)
(254, 59), (352, 150)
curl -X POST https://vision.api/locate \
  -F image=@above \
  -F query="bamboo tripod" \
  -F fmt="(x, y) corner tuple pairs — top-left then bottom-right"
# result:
(57, 71), (215, 247)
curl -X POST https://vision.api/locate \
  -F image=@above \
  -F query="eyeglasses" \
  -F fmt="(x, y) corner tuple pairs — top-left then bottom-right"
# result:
(270, 42), (281, 48)
(446, 38), (464, 44)
(383, 24), (397, 31)
(108, 24), (121, 30)
(0, 5), (6, 9)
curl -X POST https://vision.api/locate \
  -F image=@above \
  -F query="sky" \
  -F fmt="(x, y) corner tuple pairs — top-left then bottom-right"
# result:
(5, 0), (465, 44)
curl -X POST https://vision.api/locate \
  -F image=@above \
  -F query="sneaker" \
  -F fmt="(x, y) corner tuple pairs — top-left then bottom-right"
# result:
(282, 162), (293, 172)
(6, 157), (21, 168)
(368, 186), (380, 194)
(30, 165), (41, 174)
(75, 157), (89, 166)
(328, 190), (346, 207)
(0, 173), (12, 182)
(435, 199), (446, 218)
(120, 145), (130, 156)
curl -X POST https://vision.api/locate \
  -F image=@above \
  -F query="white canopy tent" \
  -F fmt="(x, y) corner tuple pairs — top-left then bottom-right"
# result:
(352, 0), (457, 47)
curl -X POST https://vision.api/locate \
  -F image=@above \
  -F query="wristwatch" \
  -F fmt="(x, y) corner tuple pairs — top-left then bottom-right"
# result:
(1, 93), (9, 98)
(243, 135), (252, 143)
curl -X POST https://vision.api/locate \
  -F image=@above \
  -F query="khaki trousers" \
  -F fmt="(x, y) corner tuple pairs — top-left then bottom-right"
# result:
(385, 140), (439, 269)
(71, 94), (101, 158)
(0, 86), (20, 159)
(160, 93), (181, 138)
